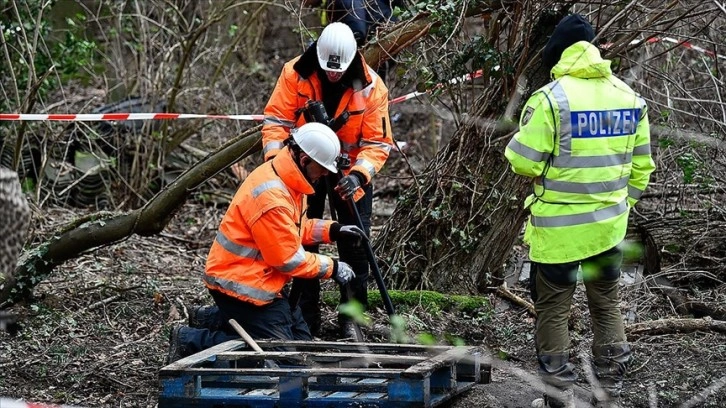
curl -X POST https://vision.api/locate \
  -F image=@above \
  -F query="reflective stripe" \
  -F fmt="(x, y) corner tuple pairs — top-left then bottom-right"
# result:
(557, 153), (632, 169)
(263, 115), (294, 127)
(316, 257), (331, 279)
(543, 175), (629, 194)
(549, 82), (573, 163)
(633, 144), (651, 155)
(531, 200), (628, 228)
(311, 220), (327, 244)
(277, 246), (306, 272)
(354, 159), (376, 177)
(203, 274), (277, 303)
(360, 70), (378, 97)
(508, 138), (549, 162)
(215, 231), (260, 259)
(252, 180), (287, 198)
(341, 141), (358, 153)
(628, 185), (644, 199)
(263, 141), (284, 155)
(360, 140), (392, 153)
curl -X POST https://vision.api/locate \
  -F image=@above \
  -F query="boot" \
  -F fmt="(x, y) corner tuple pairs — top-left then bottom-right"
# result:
(592, 344), (630, 405)
(531, 388), (575, 408)
(188, 305), (226, 332)
(165, 325), (188, 365)
(339, 319), (364, 341)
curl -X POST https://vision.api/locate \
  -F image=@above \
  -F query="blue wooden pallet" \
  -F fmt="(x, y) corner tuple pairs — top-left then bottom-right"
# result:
(158, 339), (490, 407)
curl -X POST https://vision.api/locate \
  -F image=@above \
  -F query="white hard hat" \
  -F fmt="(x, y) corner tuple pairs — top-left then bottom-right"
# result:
(290, 122), (341, 173)
(316, 22), (357, 73)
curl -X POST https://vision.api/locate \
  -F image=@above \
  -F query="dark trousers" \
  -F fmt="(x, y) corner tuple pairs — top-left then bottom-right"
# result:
(178, 289), (312, 356)
(294, 176), (372, 336)
(328, 0), (396, 45)
(529, 245), (630, 389)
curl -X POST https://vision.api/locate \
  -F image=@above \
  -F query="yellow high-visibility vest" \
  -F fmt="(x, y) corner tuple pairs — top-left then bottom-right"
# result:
(505, 41), (656, 264)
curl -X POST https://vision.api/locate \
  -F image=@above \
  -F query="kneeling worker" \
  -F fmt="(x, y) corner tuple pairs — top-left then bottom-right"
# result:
(166, 122), (364, 363)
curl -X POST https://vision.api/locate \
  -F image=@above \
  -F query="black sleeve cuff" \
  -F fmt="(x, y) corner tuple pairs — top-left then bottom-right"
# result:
(329, 222), (342, 241)
(350, 171), (366, 185)
(332, 259), (339, 277)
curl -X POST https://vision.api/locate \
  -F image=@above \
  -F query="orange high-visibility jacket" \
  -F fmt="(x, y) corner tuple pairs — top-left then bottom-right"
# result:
(204, 147), (336, 306)
(262, 44), (393, 189)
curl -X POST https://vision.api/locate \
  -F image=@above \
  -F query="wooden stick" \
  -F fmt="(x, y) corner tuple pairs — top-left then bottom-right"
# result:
(626, 317), (726, 336)
(228, 319), (264, 353)
(497, 282), (537, 317)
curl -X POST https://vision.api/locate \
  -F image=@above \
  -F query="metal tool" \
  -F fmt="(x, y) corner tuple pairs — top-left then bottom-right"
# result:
(335, 156), (396, 317)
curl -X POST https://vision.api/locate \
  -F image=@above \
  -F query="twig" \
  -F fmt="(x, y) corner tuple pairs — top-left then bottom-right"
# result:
(87, 294), (122, 311)
(496, 282), (536, 317)
(626, 317), (726, 336)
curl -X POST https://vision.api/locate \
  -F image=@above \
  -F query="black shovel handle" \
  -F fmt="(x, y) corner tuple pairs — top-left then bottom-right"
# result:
(342, 186), (396, 317)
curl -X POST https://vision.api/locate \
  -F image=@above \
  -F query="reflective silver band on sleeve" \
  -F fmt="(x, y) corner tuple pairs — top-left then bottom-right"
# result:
(215, 231), (261, 260)
(277, 246), (306, 272)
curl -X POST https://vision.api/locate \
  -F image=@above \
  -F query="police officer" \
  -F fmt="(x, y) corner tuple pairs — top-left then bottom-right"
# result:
(504, 14), (656, 408)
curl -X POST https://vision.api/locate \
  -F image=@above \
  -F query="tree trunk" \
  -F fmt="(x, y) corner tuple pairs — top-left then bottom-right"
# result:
(375, 8), (569, 294)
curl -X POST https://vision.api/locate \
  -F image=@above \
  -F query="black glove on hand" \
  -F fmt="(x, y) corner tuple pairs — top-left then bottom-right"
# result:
(332, 260), (356, 285)
(335, 173), (363, 200)
(330, 223), (366, 246)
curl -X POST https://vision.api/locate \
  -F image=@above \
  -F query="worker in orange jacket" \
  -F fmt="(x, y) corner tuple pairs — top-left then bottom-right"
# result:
(262, 22), (393, 339)
(166, 123), (364, 363)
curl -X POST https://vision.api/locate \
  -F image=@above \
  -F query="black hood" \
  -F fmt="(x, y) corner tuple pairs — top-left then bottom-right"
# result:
(293, 42), (370, 90)
(542, 14), (595, 71)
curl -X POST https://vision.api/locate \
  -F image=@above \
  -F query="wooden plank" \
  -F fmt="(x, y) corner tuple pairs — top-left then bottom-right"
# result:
(159, 366), (405, 378)
(279, 376), (307, 403)
(430, 365), (456, 391)
(217, 351), (430, 365)
(401, 346), (479, 379)
(388, 376), (430, 405)
(160, 340), (246, 372)
(254, 339), (451, 353)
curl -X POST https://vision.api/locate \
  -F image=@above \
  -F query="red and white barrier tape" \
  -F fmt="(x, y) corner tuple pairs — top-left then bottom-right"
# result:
(0, 70), (483, 122)
(0, 398), (85, 408)
(0, 112), (264, 122)
(0, 36), (721, 123)
(388, 69), (484, 104)
(603, 36), (725, 60)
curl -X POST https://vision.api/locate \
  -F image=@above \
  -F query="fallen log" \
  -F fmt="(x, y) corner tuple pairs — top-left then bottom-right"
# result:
(626, 317), (726, 336)
(1, 126), (262, 306)
(646, 276), (726, 320)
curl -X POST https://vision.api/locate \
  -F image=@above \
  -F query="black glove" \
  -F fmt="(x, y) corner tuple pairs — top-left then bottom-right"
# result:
(332, 260), (356, 285)
(335, 172), (363, 200)
(330, 223), (366, 246)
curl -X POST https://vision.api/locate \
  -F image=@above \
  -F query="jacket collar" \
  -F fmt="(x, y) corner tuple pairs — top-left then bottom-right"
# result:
(271, 147), (315, 195)
(551, 41), (612, 80)
(293, 42), (372, 90)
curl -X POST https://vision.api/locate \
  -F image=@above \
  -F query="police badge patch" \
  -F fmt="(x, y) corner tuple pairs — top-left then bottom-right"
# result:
(521, 106), (534, 126)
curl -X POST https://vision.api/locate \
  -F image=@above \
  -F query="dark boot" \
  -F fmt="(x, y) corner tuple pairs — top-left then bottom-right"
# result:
(338, 316), (364, 341)
(532, 352), (577, 408)
(166, 325), (239, 365)
(592, 344), (631, 405)
(165, 325), (188, 365)
(188, 305), (227, 332)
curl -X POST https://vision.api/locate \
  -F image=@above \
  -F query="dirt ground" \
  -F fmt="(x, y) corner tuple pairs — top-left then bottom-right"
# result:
(1, 172), (724, 408)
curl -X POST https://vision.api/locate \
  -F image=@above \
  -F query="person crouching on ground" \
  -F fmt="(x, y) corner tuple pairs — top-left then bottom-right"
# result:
(165, 122), (365, 363)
